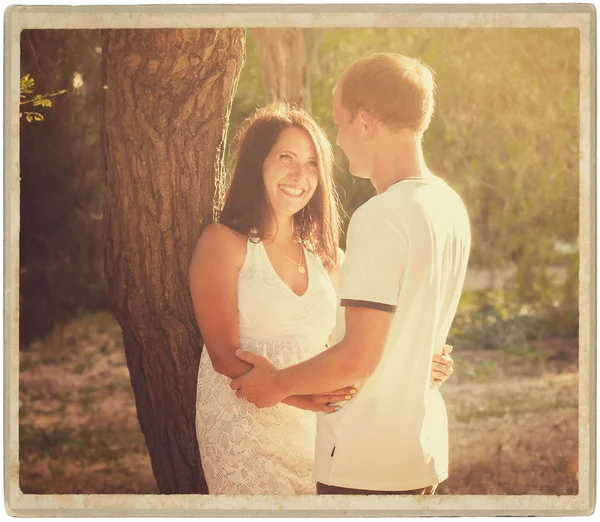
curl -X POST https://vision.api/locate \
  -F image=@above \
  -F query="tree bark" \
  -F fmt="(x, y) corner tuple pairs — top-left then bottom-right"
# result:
(253, 28), (311, 110)
(101, 28), (245, 494)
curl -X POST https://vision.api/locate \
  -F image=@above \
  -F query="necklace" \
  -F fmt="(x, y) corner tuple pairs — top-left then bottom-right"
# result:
(268, 242), (306, 274)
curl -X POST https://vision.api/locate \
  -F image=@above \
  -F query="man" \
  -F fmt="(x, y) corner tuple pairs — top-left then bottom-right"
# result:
(231, 53), (471, 495)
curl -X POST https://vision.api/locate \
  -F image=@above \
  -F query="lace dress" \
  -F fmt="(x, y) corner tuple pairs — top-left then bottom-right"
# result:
(195, 239), (337, 495)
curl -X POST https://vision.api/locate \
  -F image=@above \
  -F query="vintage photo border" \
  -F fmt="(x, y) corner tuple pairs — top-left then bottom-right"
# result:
(3, 3), (596, 517)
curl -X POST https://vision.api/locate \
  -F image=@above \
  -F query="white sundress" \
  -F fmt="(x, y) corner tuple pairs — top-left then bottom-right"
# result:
(195, 238), (337, 494)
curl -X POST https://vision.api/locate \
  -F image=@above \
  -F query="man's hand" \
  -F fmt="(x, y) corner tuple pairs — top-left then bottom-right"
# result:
(431, 344), (454, 389)
(230, 350), (287, 408)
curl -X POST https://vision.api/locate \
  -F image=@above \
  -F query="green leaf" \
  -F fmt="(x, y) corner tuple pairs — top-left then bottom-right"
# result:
(32, 98), (52, 108)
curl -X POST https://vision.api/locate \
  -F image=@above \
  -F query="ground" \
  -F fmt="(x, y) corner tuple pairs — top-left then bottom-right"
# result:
(18, 313), (578, 495)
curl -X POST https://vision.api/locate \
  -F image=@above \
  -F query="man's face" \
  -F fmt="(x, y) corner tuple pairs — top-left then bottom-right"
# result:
(332, 88), (368, 179)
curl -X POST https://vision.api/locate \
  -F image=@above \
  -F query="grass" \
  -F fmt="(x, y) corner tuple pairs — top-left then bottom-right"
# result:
(18, 311), (579, 495)
(453, 376), (578, 423)
(20, 423), (147, 465)
(79, 386), (97, 413)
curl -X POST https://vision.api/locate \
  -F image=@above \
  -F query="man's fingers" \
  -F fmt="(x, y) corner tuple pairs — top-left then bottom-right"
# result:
(441, 354), (454, 366)
(431, 368), (454, 379)
(230, 372), (249, 390)
(433, 354), (453, 366)
(235, 388), (246, 399)
(432, 361), (448, 373)
(235, 349), (262, 365)
(434, 360), (453, 372)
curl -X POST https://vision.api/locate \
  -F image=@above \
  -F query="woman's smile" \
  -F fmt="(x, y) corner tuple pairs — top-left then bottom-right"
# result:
(278, 183), (306, 198)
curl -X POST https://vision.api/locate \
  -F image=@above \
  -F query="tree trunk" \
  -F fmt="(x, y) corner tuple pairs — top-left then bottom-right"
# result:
(253, 28), (311, 110)
(101, 28), (245, 494)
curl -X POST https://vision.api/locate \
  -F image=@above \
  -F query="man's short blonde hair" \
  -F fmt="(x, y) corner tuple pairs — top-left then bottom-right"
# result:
(337, 53), (436, 134)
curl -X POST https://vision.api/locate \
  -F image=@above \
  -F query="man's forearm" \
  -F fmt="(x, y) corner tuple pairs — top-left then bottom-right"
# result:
(277, 340), (368, 397)
(274, 307), (392, 398)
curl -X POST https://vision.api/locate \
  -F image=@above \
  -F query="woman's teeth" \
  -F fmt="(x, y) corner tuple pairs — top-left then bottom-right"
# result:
(279, 184), (304, 197)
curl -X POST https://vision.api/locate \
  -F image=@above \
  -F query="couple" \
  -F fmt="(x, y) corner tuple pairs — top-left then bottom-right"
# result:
(190, 53), (471, 495)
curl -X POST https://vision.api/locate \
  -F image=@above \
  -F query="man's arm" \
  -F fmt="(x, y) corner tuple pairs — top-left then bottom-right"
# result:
(232, 305), (394, 406)
(278, 306), (393, 396)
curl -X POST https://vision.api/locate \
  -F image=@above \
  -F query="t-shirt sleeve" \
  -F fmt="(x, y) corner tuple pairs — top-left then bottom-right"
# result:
(338, 207), (407, 313)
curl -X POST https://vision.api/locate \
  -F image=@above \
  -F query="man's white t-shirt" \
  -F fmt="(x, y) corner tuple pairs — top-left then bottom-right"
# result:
(313, 174), (471, 491)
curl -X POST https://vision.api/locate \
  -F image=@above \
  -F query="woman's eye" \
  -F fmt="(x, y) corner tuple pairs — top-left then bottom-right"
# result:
(307, 160), (319, 170)
(279, 154), (292, 163)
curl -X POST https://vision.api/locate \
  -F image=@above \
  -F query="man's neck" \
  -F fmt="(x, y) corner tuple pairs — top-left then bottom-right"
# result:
(369, 132), (428, 194)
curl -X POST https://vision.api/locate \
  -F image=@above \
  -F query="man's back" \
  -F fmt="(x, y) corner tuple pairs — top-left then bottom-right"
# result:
(314, 175), (471, 491)
(391, 175), (471, 353)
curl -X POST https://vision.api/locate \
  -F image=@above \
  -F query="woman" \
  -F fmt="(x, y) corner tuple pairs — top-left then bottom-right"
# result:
(189, 103), (453, 495)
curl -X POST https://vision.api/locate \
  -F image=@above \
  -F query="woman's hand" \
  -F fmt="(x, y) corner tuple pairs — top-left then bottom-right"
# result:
(283, 386), (357, 413)
(431, 344), (454, 389)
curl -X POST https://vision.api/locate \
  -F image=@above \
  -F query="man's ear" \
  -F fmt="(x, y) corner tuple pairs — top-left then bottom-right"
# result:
(357, 110), (374, 141)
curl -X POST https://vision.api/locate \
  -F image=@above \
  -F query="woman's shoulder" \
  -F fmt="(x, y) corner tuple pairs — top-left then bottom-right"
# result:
(193, 223), (247, 267)
(201, 223), (247, 245)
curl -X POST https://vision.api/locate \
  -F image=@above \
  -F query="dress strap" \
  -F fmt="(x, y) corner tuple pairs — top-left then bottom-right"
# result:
(238, 236), (260, 273)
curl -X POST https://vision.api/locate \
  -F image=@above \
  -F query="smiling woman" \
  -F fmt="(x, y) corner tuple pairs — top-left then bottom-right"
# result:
(189, 103), (349, 494)
(219, 103), (341, 272)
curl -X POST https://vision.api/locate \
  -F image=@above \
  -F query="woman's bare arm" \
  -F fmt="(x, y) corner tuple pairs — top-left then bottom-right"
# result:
(189, 224), (251, 379)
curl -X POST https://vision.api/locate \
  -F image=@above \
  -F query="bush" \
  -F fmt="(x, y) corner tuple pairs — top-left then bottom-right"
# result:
(449, 283), (578, 350)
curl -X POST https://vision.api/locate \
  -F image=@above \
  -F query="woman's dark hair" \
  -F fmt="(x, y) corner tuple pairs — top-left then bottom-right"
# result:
(219, 103), (341, 272)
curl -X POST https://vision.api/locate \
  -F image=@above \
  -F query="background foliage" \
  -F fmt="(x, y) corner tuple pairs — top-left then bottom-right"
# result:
(19, 28), (579, 348)
(230, 28), (580, 348)
(20, 30), (106, 346)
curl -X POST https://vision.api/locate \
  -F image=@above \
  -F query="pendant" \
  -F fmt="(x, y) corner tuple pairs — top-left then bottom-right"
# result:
(298, 266), (306, 274)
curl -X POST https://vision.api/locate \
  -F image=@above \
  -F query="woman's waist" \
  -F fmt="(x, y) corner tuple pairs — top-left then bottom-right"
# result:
(238, 323), (330, 341)
(197, 337), (326, 383)
(240, 334), (325, 364)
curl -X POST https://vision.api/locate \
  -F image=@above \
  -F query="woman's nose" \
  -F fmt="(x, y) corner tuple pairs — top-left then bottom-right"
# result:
(290, 167), (305, 180)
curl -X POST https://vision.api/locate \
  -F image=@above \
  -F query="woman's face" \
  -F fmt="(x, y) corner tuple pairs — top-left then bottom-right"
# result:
(262, 126), (320, 219)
